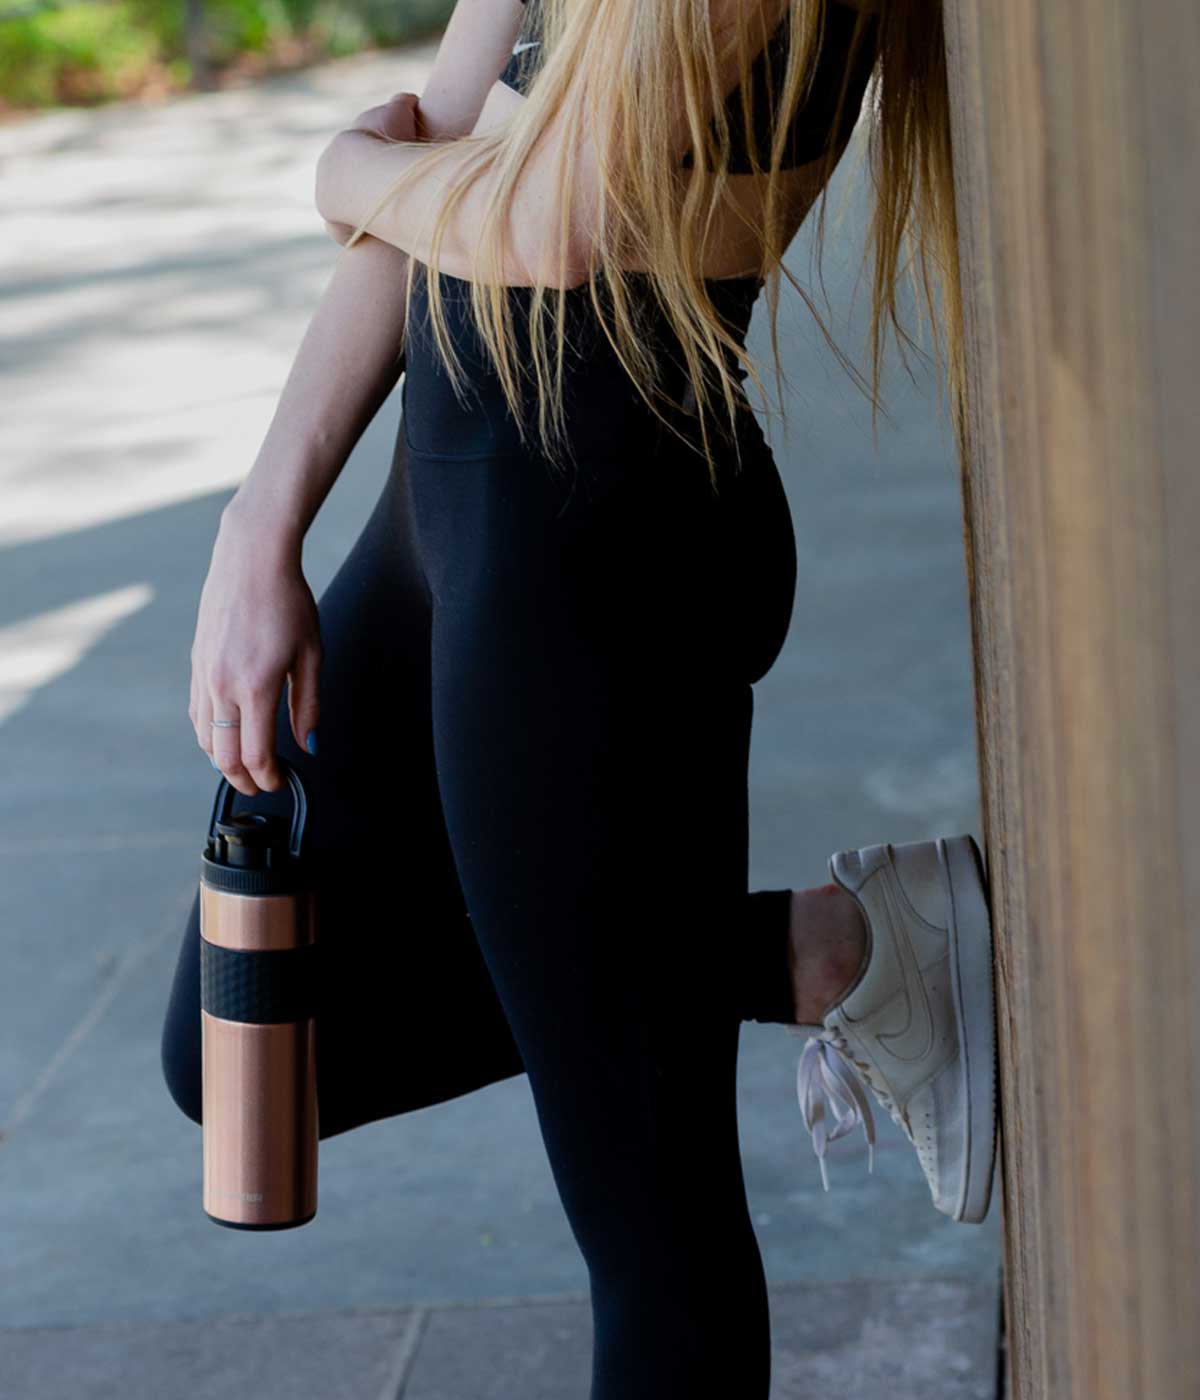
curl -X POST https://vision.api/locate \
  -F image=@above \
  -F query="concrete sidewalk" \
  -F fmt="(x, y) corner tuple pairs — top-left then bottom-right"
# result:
(6, 1280), (1000, 1399)
(0, 38), (1002, 1399)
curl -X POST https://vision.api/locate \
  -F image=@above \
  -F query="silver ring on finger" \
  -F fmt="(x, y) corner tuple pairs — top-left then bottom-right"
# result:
(211, 718), (241, 728)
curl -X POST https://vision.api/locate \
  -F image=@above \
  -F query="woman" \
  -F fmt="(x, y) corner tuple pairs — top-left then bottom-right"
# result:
(161, 0), (997, 1393)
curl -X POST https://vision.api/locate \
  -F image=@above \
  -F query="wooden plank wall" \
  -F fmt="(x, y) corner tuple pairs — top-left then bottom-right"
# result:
(941, 3), (1200, 1397)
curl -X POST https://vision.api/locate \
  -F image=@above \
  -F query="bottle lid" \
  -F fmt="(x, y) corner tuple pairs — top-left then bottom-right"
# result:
(200, 765), (312, 896)
(213, 812), (288, 869)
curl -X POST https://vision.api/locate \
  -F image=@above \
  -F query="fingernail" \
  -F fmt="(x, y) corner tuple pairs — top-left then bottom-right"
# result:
(306, 729), (318, 756)
(209, 754), (220, 770)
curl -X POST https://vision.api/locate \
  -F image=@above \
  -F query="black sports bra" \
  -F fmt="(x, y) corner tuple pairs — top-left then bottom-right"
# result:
(502, 0), (880, 175)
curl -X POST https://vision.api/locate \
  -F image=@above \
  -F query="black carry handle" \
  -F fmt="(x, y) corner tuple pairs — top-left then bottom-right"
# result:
(206, 760), (308, 863)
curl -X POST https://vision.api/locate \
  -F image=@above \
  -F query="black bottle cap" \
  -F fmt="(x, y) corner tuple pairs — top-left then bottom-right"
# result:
(200, 765), (313, 896)
(213, 812), (287, 870)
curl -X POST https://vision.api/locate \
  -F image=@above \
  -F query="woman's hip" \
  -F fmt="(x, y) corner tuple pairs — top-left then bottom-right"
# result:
(398, 271), (797, 682)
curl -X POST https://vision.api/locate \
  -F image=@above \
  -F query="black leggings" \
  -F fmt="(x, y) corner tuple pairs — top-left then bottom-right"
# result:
(161, 270), (800, 1398)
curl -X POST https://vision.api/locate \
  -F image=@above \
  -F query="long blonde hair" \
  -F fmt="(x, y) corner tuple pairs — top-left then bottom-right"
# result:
(346, 0), (965, 486)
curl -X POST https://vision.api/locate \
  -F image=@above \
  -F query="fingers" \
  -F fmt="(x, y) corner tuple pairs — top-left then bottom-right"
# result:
(189, 660), (208, 756)
(204, 677), (284, 800)
(188, 572), (318, 795)
(196, 660), (305, 795)
(193, 682), (217, 770)
(287, 640), (322, 758)
(349, 93), (420, 142)
(380, 92), (420, 141)
(208, 707), (251, 794)
(212, 677), (288, 796)
(241, 675), (289, 793)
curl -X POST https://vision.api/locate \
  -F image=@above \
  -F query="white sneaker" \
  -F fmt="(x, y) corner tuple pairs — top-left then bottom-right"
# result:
(788, 834), (999, 1224)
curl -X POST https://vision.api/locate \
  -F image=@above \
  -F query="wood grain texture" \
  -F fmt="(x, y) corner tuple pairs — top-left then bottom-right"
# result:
(941, 3), (1200, 1397)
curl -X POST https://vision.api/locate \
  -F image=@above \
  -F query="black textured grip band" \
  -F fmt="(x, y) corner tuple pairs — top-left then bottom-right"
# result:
(200, 939), (320, 1024)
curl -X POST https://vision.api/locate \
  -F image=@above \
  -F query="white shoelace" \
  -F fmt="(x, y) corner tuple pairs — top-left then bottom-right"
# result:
(788, 1026), (877, 1191)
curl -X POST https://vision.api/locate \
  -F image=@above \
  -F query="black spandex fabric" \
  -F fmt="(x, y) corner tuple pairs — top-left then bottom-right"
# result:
(160, 99), (817, 1400)
(505, 0), (881, 174)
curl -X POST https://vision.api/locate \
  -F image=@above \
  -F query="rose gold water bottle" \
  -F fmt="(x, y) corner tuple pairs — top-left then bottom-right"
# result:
(199, 762), (319, 1229)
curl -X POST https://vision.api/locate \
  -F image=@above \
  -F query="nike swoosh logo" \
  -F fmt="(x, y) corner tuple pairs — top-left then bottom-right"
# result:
(512, 40), (540, 53)
(874, 873), (937, 1062)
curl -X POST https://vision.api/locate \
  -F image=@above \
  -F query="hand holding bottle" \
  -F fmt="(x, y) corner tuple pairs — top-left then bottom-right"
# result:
(189, 504), (321, 797)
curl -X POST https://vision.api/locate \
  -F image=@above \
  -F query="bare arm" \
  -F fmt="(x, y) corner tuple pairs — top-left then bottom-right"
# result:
(314, 0), (797, 287)
(192, 2), (526, 795)
(252, 0), (862, 531)
(220, 236), (410, 552)
(224, 0), (527, 550)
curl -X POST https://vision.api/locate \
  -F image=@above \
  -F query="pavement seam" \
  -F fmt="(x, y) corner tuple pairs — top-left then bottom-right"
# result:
(377, 1306), (428, 1400)
(0, 1275), (995, 1335)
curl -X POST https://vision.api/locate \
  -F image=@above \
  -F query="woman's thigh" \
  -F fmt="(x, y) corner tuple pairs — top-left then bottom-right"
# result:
(160, 436), (526, 1143)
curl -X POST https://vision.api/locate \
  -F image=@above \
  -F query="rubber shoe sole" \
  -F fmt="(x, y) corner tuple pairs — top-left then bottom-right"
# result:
(938, 833), (999, 1223)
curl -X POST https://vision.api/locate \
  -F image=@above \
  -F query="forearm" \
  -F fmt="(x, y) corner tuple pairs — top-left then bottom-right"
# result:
(224, 80), (525, 557)
(222, 237), (410, 557)
(315, 112), (593, 291)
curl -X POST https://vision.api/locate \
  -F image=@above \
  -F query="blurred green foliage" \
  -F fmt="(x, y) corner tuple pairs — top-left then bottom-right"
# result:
(0, 0), (454, 109)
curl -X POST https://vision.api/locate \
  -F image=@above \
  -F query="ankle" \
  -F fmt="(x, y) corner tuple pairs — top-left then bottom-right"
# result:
(788, 884), (869, 1024)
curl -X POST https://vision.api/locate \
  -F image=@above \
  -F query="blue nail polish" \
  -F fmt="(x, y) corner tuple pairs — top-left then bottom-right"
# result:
(306, 729), (318, 756)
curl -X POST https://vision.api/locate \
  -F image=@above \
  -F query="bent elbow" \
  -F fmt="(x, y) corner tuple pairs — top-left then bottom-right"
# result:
(522, 243), (591, 291)
(506, 128), (599, 291)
